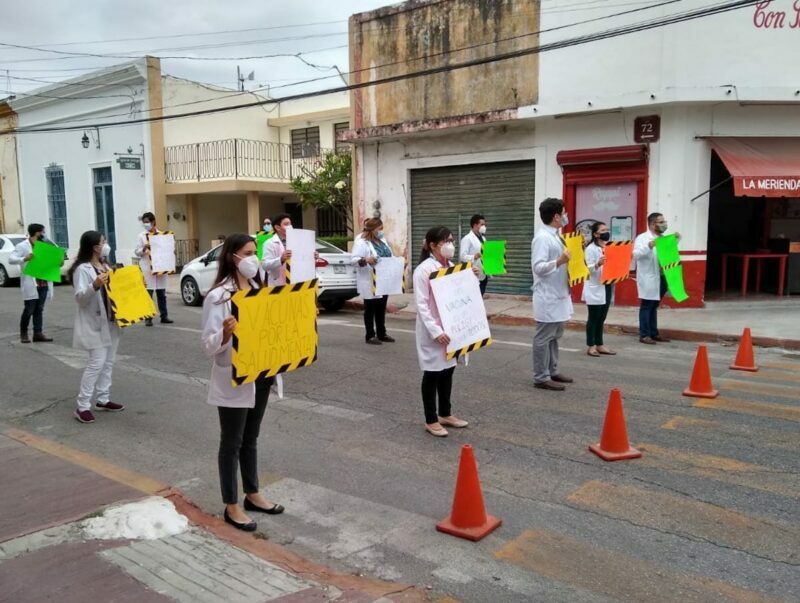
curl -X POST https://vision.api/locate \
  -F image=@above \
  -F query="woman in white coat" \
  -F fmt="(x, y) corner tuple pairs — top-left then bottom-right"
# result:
(352, 218), (395, 345)
(69, 231), (124, 424)
(202, 233), (284, 533)
(582, 222), (616, 357)
(413, 226), (470, 438)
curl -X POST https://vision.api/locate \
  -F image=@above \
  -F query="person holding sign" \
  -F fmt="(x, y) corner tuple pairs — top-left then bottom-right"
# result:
(582, 222), (616, 357)
(8, 223), (56, 343)
(261, 213), (292, 286)
(633, 213), (680, 345)
(352, 218), (396, 345)
(68, 231), (124, 424)
(413, 226), (472, 438)
(134, 212), (173, 327)
(531, 198), (574, 391)
(459, 214), (489, 297)
(202, 233), (284, 533)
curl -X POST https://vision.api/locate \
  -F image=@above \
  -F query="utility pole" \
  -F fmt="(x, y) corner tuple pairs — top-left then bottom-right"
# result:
(237, 66), (244, 92)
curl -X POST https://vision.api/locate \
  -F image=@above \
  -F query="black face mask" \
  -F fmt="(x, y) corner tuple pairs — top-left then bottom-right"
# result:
(598, 232), (611, 242)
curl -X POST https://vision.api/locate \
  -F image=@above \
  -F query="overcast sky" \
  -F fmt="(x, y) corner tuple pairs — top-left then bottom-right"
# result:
(0, 0), (388, 98)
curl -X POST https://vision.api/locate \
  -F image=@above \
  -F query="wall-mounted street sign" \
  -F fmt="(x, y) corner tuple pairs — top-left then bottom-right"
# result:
(117, 156), (142, 170)
(634, 115), (660, 143)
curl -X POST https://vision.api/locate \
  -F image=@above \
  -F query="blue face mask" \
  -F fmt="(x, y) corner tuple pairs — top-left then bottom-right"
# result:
(561, 213), (569, 227)
(263, 223), (273, 233)
(377, 232), (385, 240)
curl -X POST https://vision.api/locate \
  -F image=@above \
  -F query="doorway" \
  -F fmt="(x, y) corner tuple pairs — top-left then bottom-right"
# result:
(93, 167), (117, 264)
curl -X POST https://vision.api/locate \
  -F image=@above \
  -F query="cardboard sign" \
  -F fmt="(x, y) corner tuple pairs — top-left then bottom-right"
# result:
(230, 280), (318, 386)
(106, 265), (157, 327)
(429, 262), (492, 360)
(564, 232), (590, 286)
(23, 241), (65, 283)
(148, 232), (176, 275)
(601, 241), (633, 284)
(373, 256), (405, 296)
(482, 240), (507, 276)
(255, 231), (273, 262)
(664, 265), (689, 303)
(285, 228), (316, 284)
(654, 234), (680, 268)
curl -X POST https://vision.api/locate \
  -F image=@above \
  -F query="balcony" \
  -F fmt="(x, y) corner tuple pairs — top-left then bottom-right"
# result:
(164, 139), (332, 184)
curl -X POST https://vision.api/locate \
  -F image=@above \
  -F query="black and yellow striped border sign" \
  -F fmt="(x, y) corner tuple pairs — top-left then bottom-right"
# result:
(600, 240), (633, 285)
(106, 265), (157, 328)
(429, 261), (493, 360)
(371, 257), (407, 296)
(564, 232), (590, 287)
(230, 279), (318, 386)
(146, 230), (176, 276)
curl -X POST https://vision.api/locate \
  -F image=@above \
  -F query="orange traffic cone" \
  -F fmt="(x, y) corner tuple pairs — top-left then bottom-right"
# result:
(589, 388), (641, 461)
(730, 328), (758, 372)
(436, 445), (501, 541)
(682, 345), (719, 398)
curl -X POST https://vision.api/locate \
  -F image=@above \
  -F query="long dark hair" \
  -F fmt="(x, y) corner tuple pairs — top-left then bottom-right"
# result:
(419, 226), (452, 263)
(68, 230), (103, 284)
(588, 221), (607, 247)
(212, 233), (260, 292)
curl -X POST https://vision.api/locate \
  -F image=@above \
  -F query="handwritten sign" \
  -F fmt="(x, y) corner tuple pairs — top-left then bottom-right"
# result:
(148, 232), (176, 274)
(230, 280), (318, 386)
(374, 256), (405, 296)
(285, 228), (316, 284)
(106, 265), (157, 327)
(23, 241), (65, 283)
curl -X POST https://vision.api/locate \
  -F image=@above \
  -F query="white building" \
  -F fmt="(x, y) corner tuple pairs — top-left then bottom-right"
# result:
(343, 0), (800, 306)
(0, 101), (23, 234)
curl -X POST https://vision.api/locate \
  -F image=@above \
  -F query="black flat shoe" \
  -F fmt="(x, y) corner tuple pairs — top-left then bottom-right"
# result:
(160, 317), (174, 324)
(378, 335), (395, 343)
(244, 498), (285, 515)
(223, 508), (257, 531)
(365, 337), (382, 345)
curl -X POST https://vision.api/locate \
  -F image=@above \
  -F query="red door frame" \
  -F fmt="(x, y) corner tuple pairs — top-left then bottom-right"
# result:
(557, 145), (649, 306)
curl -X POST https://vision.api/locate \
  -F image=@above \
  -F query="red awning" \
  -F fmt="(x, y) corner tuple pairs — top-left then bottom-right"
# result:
(708, 137), (800, 198)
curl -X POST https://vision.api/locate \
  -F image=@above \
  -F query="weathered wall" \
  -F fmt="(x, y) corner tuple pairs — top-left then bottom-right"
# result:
(0, 107), (22, 233)
(350, 0), (539, 128)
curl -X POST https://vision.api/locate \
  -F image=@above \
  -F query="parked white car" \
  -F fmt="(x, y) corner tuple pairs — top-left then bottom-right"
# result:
(179, 238), (358, 311)
(0, 234), (27, 287)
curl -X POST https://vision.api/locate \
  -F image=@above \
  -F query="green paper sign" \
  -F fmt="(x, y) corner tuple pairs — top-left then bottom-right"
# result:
(664, 265), (689, 303)
(482, 240), (507, 276)
(22, 241), (65, 283)
(255, 231), (273, 262)
(654, 234), (680, 268)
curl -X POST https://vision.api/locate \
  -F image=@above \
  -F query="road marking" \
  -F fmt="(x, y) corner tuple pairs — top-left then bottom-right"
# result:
(273, 397), (372, 422)
(760, 360), (800, 371)
(161, 326), (202, 334)
(735, 370), (800, 384)
(495, 530), (785, 603)
(720, 379), (799, 400)
(567, 480), (798, 565)
(694, 397), (800, 423)
(660, 415), (798, 451)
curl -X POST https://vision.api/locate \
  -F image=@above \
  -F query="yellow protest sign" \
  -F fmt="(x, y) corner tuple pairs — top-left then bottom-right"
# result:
(564, 232), (590, 286)
(230, 279), (319, 386)
(106, 265), (157, 327)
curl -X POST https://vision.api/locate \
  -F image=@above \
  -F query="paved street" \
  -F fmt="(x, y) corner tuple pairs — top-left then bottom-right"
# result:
(1, 286), (798, 603)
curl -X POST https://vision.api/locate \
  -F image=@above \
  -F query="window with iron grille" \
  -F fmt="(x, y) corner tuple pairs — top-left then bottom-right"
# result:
(291, 127), (320, 159)
(334, 122), (350, 154)
(45, 165), (69, 247)
(316, 206), (348, 237)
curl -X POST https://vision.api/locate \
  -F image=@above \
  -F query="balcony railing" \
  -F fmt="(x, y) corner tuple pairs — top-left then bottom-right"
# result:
(164, 139), (334, 183)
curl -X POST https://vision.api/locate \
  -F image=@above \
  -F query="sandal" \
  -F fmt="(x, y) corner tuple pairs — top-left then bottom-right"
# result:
(597, 347), (617, 355)
(587, 347), (600, 357)
(425, 424), (448, 437)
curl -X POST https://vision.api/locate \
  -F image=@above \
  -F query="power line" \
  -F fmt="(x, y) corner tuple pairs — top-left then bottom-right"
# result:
(3, 0), (759, 136)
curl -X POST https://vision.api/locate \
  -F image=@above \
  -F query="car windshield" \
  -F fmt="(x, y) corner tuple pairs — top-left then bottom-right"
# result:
(8, 236), (24, 246)
(315, 239), (345, 254)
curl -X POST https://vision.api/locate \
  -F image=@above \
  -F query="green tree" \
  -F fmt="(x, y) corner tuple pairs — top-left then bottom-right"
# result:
(290, 151), (353, 233)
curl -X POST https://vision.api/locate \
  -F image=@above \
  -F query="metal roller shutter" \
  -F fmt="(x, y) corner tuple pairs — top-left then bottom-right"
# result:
(410, 160), (536, 294)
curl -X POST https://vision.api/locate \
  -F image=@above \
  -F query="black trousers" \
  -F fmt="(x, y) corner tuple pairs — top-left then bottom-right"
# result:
(586, 285), (612, 347)
(147, 289), (169, 319)
(217, 378), (272, 505)
(479, 277), (488, 297)
(421, 367), (455, 424)
(363, 295), (388, 340)
(20, 286), (49, 335)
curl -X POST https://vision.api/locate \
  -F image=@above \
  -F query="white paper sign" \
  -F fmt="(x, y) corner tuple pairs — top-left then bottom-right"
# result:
(374, 256), (405, 296)
(285, 228), (317, 284)
(148, 233), (176, 274)
(429, 268), (491, 357)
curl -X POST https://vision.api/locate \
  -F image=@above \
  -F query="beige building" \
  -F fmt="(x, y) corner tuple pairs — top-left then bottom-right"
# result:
(0, 102), (22, 234)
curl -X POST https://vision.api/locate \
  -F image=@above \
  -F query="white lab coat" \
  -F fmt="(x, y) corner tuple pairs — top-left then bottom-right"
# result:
(8, 239), (54, 301)
(633, 230), (661, 301)
(134, 229), (168, 290)
(582, 243), (608, 306)
(351, 236), (393, 300)
(261, 236), (287, 286)
(413, 256), (457, 372)
(531, 225), (573, 323)
(459, 231), (485, 280)
(72, 262), (116, 350)
(202, 277), (259, 408)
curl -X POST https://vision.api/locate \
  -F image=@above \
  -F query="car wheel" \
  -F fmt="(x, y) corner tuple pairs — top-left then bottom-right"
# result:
(320, 299), (346, 312)
(181, 277), (202, 306)
(0, 265), (9, 287)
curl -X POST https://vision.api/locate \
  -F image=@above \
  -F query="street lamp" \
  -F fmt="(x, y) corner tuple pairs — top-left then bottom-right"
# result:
(81, 128), (100, 149)
(81, 133), (90, 149)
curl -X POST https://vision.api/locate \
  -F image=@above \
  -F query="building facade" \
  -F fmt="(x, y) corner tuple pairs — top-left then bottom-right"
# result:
(343, 0), (800, 305)
(0, 102), (23, 234)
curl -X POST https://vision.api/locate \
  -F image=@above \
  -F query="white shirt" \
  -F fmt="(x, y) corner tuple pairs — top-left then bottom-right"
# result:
(413, 256), (458, 372)
(72, 262), (116, 350)
(134, 229), (168, 290)
(351, 236), (393, 300)
(531, 225), (573, 323)
(582, 243), (608, 306)
(8, 239), (54, 301)
(261, 236), (287, 286)
(633, 230), (661, 301)
(459, 231), (485, 280)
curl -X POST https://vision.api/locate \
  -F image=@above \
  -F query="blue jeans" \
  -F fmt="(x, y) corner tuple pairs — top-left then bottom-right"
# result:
(147, 289), (169, 320)
(21, 286), (48, 335)
(639, 300), (660, 338)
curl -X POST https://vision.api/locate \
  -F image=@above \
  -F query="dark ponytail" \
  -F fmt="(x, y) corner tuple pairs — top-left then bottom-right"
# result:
(419, 226), (452, 263)
(68, 230), (103, 284)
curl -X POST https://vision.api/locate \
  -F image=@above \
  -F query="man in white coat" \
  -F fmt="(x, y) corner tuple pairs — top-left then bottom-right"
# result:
(633, 212), (679, 345)
(134, 212), (173, 326)
(459, 213), (489, 297)
(531, 198), (574, 391)
(261, 213), (293, 286)
(9, 223), (55, 343)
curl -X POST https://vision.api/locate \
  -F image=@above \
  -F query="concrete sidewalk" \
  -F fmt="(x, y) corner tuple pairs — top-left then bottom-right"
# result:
(344, 293), (800, 350)
(0, 428), (429, 603)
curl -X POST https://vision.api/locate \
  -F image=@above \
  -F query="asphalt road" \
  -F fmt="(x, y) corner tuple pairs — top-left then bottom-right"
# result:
(1, 286), (798, 603)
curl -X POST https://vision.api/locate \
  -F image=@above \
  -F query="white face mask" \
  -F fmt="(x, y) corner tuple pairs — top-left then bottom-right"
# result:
(479, 225), (487, 235)
(235, 254), (260, 279)
(142, 222), (152, 230)
(101, 244), (111, 258)
(441, 242), (456, 259)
